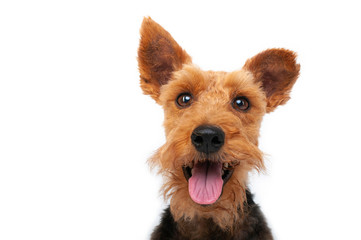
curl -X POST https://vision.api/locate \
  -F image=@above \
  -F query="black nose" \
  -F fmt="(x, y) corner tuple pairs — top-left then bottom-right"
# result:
(191, 125), (225, 154)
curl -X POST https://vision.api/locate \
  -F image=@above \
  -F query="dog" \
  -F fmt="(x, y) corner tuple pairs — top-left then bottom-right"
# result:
(137, 17), (300, 240)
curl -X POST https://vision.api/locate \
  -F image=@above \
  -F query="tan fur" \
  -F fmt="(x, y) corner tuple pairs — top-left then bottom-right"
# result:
(138, 17), (300, 232)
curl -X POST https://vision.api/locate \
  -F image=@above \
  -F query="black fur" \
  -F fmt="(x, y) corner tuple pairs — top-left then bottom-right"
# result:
(151, 190), (273, 240)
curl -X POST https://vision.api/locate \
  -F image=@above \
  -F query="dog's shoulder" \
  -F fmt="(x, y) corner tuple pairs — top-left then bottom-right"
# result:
(150, 207), (179, 240)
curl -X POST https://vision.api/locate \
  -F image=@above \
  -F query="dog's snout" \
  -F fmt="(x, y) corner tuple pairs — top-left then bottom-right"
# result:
(191, 125), (224, 154)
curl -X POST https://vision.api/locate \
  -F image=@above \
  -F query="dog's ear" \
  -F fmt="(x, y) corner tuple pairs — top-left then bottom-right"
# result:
(243, 49), (300, 113)
(138, 17), (192, 102)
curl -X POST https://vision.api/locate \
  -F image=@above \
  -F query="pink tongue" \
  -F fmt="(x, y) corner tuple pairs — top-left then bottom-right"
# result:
(188, 162), (223, 205)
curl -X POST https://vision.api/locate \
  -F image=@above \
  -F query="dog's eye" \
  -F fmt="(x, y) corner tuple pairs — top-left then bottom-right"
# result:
(232, 96), (250, 111)
(176, 93), (193, 108)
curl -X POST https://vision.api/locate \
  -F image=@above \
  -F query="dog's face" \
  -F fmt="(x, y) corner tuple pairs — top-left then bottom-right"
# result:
(138, 17), (300, 228)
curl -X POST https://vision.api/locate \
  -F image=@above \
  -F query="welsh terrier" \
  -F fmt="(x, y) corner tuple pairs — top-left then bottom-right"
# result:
(137, 17), (300, 240)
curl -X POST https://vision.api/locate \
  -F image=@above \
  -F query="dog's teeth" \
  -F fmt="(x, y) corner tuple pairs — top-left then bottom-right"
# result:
(224, 163), (228, 168)
(222, 169), (224, 175)
(189, 162), (194, 168)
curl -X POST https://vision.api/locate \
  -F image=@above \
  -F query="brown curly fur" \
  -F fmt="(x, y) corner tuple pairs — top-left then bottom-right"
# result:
(137, 17), (300, 239)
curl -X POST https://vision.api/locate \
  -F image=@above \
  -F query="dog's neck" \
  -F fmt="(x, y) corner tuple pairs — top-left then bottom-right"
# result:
(173, 191), (255, 239)
(151, 190), (273, 239)
(176, 212), (241, 240)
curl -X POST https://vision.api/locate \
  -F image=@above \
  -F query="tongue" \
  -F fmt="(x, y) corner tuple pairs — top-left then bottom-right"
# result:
(188, 162), (223, 205)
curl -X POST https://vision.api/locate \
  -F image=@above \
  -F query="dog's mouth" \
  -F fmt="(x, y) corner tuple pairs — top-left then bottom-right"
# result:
(182, 161), (234, 205)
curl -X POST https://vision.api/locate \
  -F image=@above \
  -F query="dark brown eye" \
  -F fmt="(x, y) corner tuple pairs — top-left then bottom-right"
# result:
(232, 96), (250, 111)
(176, 93), (193, 108)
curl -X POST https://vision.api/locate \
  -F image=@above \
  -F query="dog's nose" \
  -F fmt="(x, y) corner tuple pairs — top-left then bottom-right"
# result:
(191, 125), (225, 154)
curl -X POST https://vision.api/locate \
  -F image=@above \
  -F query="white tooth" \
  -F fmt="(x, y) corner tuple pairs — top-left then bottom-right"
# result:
(189, 162), (194, 168)
(224, 163), (228, 168)
(191, 168), (194, 176)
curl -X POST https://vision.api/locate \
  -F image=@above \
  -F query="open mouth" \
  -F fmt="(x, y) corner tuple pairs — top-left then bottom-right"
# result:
(182, 161), (234, 205)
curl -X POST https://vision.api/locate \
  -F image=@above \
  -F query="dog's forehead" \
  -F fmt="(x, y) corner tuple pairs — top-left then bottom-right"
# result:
(197, 69), (260, 102)
(205, 69), (255, 90)
(191, 69), (265, 112)
(160, 64), (261, 105)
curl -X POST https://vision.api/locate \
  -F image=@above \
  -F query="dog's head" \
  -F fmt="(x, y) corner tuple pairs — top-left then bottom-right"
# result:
(137, 17), (300, 228)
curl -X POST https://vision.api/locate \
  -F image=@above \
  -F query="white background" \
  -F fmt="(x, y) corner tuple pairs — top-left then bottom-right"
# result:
(1, 0), (361, 239)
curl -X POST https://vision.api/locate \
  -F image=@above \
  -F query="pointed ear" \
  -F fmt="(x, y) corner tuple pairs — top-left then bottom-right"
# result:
(243, 48), (300, 113)
(137, 17), (192, 102)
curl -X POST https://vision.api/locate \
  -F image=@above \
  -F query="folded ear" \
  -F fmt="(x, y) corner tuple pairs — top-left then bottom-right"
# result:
(243, 49), (300, 113)
(137, 17), (192, 102)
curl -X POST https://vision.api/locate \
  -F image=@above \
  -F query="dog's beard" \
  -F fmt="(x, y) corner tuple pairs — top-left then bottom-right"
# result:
(148, 137), (264, 229)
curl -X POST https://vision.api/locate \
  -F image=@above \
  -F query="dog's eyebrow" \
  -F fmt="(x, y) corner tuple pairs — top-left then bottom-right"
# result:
(221, 71), (254, 93)
(172, 66), (208, 93)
